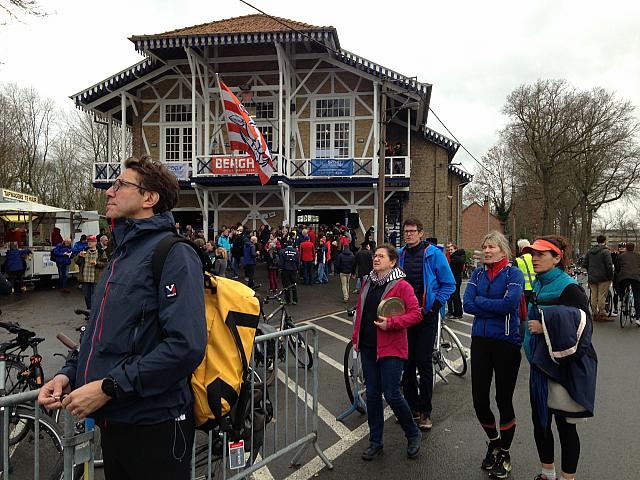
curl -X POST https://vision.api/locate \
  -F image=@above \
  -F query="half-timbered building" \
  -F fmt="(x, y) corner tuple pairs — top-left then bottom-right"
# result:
(72, 14), (471, 242)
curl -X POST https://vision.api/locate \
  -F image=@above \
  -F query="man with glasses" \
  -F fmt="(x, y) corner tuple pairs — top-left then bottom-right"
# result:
(39, 156), (207, 480)
(398, 219), (456, 431)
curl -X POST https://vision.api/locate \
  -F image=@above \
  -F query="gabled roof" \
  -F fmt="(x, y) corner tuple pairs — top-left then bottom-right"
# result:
(143, 14), (329, 37)
(130, 14), (340, 52)
(424, 126), (460, 159)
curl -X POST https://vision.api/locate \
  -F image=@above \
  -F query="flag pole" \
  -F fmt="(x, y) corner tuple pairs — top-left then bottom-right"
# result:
(216, 75), (235, 174)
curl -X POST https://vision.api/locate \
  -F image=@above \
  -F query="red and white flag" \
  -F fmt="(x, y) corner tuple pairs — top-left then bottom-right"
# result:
(218, 79), (274, 185)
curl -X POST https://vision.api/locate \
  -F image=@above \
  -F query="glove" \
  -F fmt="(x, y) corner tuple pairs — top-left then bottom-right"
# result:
(429, 300), (442, 316)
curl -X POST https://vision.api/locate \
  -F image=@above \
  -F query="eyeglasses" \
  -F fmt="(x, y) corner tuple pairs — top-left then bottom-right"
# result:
(111, 178), (148, 193)
(403, 229), (420, 234)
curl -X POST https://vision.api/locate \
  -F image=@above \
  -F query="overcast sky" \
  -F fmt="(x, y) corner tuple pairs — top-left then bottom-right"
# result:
(1, 0), (639, 177)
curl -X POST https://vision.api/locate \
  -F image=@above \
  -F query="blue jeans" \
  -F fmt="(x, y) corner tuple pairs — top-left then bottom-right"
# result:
(360, 347), (419, 448)
(57, 264), (69, 289)
(302, 262), (313, 284)
(317, 263), (328, 283)
(231, 256), (241, 277)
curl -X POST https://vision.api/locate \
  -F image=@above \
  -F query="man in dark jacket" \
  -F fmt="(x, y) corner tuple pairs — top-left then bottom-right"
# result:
(445, 242), (466, 318)
(583, 235), (614, 321)
(39, 156), (207, 480)
(230, 226), (245, 279)
(335, 246), (356, 303)
(243, 235), (258, 288)
(354, 242), (374, 293)
(615, 242), (640, 325)
(280, 241), (300, 304)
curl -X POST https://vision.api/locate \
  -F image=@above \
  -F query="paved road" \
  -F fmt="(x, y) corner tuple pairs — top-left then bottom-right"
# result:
(2, 268), (640, 479)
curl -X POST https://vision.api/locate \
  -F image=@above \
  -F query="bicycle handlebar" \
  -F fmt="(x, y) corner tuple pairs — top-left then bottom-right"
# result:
(56, 333), (79, 351)
(74, 309), (90, 317)
(0, 321), (36, 338)
(263, 283), (297, 302)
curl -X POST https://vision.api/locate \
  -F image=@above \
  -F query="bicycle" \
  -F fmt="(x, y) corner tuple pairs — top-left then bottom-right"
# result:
(253, 285), (313, 386)
(342, 307), (366, 415)
(619, 284), (636, 328)
(432, 314), (468, 386)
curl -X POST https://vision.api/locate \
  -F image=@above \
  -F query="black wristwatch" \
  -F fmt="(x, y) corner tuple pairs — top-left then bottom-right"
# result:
(101, 377), (118, 400)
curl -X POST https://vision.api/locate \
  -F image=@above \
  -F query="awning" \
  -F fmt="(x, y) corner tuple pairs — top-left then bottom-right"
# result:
(0, 202), (71, 214)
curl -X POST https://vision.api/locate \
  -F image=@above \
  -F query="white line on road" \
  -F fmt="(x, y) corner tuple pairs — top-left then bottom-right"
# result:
(316, 349), (345, 373)
(276, 370), (352, 439)
(304, 322), (351, 344)
(448, 318), (473, 328)
(328, 314), (353, 326)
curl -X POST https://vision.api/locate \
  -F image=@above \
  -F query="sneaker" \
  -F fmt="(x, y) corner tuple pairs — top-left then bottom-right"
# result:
(361, 444), (383, 461)
(488, 450), (512, 479)
(481, 443), (499, 470)
(407, 432), (421, 459)
(612, 309), (618, 315)
(634, 319), (640, 327)
(418, 413), (433, 430)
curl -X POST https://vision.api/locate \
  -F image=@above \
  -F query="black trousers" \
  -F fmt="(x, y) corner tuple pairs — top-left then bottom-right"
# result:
(532, 408), (580, 474)
(471, 337), (521, 438)
(618, 278), (640, 319)
(402, 313), (436, 416)
(100, 416), (194, 480)
(447, 281), (463, 317)
(281, 270), (298, 303)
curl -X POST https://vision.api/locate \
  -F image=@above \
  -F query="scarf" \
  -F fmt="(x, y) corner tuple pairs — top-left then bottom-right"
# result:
(486, 257), (509, 281)
(368, 266), (406, 286)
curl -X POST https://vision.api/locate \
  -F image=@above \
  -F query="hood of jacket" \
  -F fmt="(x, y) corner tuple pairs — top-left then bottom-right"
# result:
(111, 211), (176, 250)
(588, 244), (606, 255)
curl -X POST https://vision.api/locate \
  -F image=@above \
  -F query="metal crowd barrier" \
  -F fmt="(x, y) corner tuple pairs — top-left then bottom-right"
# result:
(0, 324), (332, 480)
(0, 388), (96, 480)
(192, 324), (333, 480)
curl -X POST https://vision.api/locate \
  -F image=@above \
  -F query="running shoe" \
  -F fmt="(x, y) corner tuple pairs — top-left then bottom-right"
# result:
(489, 450), (512, 478)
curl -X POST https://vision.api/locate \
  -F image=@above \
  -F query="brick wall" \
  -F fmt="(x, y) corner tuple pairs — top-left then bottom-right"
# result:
(460, 202), (504, 250)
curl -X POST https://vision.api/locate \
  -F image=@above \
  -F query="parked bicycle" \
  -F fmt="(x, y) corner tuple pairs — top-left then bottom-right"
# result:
(253, 284), (313, 386)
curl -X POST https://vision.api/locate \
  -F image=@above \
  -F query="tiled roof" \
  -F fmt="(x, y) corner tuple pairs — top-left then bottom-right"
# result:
(130, 14), (334, 40)
(424, 126), (460, 158)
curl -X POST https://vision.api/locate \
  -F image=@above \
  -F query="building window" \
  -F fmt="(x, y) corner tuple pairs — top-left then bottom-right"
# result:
(164, 126), (195, 162)
(165, 104), (192, 122)
(259, 125), (275, 151)
(314, 122), (350, 159)
(315, 98), (350, 118)
(255, 102), (274, 119)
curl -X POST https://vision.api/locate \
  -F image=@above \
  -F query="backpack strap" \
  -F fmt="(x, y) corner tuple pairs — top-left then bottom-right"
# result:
(151, 234), (210, 286)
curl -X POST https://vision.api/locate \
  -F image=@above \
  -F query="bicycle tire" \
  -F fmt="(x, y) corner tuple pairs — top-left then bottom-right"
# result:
(440, 325), (467, 376)
(343, 341), (366, 414)
(620, 291), (631, 328)
(287, 332), (313, 369)
(5, 358), (32, 445)
(9, 405), (65, 480)
(605, 290), (613, 317)
(253, 342), (277, 386)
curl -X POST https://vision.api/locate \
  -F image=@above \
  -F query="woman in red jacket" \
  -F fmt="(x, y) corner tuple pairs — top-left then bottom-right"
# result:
(352, 244), (423, 461)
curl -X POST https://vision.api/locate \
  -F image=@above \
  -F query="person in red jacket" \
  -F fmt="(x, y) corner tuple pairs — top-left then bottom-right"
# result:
(299, 235), (315, 285)
(352, 244), (423, 461)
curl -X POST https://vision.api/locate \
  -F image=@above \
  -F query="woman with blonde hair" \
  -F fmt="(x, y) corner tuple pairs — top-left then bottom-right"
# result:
(211, 246), (228, 277)
(464, 231), (524, 478)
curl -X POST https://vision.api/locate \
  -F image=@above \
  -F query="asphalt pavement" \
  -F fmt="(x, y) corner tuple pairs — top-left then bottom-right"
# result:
(1, 265), (639, 479)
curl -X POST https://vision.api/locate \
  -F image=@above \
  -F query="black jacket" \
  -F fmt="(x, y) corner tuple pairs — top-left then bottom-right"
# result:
(231, 234), (244, 257)
(616, 251), (640, 283)
(280, 246), (300, 271)
(335, 249), (356, 274)
(583, 244), (613, 283)
(355, 249), (373, 278)
(449, 249), (466, 282)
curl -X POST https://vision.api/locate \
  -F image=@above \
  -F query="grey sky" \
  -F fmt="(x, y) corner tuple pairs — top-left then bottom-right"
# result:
(1, 0), (639, 177)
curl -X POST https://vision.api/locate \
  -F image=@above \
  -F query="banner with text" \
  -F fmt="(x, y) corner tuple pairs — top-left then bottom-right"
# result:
(310, 159), (353, 176)
(209, 155), (256, 175)
(165, 163), (190, 181)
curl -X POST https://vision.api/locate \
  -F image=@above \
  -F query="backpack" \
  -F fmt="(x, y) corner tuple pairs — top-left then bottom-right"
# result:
(152, 235), (264, 434)
(270, 249), (281, 268)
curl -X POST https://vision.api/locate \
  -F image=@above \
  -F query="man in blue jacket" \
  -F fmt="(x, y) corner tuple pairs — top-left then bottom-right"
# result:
(39, 156), (207, 480)
(398, 219), (456, 431)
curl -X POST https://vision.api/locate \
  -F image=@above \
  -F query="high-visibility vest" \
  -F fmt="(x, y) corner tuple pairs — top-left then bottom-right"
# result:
(516, 253), (535, 291)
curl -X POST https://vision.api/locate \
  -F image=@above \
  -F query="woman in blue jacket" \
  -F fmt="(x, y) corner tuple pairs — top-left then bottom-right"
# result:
(53, 239), (74, 293)
(522, 236), (592, 480)
(3, 242), (32, 293)
(464, 231), (524, 479)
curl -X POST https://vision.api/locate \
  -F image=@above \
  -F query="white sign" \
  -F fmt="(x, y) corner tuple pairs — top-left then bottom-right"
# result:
(0, 188), (38, 203)
(165, 163), (189, 181)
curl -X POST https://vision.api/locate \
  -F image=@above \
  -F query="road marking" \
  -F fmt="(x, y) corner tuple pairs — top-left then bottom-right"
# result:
(316, 349), (344, 373)
(300, 310), (348, 324)
(304, 322), (351, 344)
(286, 356), (469, 480)
(276, 370), (351, 439)
(328, 314), (352, 326)
(449, 318), (473, 328)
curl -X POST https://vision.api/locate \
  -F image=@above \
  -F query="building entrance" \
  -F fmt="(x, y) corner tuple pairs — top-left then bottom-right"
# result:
(295, 209), (349, 230)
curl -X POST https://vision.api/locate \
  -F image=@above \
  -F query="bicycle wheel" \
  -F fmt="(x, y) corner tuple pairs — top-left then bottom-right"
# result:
(343, 341), (366, 414)
(287, 332), (313, 369)
(9, 406), (64, 480)
(253, 342), (277, 386)
(4, 358), (32, 445)
(605, 290), (613, 317)
(440, 325), (467, 376)
(620, 291), (631, 328)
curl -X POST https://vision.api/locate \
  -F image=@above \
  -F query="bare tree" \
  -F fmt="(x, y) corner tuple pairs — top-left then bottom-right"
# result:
(0, 0), (47, 25)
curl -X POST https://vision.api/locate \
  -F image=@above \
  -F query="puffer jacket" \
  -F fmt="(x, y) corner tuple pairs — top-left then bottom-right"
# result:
(583, 244), (613, 283)
(59, 211), (206, 425)
(449, 249), (466, 283)
(53, 244), (73, 266)
(242, 239), (256, 266)
(463, 264), (524, 346)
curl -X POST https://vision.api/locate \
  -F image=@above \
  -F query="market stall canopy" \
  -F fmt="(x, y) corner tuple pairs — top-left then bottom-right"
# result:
(0, 202), (71, 214)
